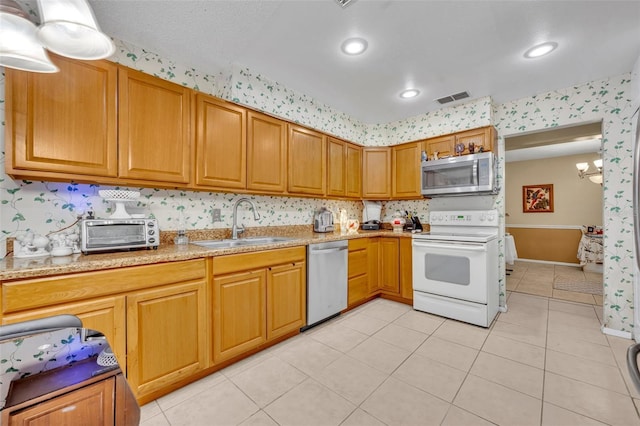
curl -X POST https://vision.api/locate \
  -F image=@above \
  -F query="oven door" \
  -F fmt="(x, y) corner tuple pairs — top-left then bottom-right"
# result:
(412, 239), (491, 304)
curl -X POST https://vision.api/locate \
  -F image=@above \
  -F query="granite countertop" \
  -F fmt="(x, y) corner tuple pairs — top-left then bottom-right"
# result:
(0, 226), (416, 281)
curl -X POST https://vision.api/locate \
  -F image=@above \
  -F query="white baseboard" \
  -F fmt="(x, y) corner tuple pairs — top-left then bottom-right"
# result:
(516, 258), (581, 267)
(601, 326), (633, 340)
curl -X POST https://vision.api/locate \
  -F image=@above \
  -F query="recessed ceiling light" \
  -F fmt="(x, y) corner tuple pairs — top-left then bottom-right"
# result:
(399, 89), (420, 99)
(341, 38), (368, 55)
(524, 42), (558, 59)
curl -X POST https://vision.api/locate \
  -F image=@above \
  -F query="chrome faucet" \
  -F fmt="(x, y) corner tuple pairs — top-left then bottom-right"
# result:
(231, 198), (260, 239)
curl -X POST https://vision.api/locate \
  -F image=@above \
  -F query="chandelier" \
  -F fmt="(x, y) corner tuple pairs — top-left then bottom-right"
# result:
(576, 159), (603, 185)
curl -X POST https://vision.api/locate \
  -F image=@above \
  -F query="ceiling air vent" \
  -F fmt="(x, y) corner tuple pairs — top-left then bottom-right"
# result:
(436, 91), (470, 105)
(335, 0), (355, 8)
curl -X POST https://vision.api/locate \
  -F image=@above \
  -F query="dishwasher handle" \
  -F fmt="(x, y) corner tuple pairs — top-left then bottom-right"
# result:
(309, 246), (348, 254)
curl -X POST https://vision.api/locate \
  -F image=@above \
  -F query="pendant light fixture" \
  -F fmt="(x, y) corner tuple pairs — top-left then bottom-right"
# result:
(0, 0), (58, 72)
(36, 0), (115, 60)
(0, 0), (114, 74)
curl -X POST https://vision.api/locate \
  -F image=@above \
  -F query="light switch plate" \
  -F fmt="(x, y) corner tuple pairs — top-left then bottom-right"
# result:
(212, 208), (221, 222)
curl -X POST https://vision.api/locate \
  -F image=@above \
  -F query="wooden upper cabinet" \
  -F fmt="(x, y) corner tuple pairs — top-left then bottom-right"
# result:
(327, 137), (362, 199)
(345, 143), (363, 198)
(118, 67), (191, 184)
(424, 134), (454, 158)
(392, 142), (422, 198)
(5, 55), (118, 177)
(287, 124), (326, 196)
(195, 94), (247, 189)
(362, 148), (391, 199)
(455, 126), (494, 154)
(327, 137), (346, 197)
(423, 126), (495, 158)
(247, 111), (287, 193)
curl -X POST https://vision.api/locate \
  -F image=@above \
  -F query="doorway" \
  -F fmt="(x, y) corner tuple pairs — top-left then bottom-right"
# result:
(504, 122), (604, 306)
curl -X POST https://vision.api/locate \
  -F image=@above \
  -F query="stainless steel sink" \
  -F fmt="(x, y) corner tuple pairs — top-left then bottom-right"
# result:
(191, 236), (296, 249)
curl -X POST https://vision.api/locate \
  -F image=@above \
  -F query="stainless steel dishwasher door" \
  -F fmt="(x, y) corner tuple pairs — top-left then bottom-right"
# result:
(306, 240), (348, 329)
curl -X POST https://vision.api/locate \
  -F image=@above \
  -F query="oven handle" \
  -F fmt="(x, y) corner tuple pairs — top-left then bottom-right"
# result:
(412, 241), (487, 251)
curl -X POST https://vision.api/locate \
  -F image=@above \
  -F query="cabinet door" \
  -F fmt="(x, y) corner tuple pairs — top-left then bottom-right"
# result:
(118, 67), (191, 184)
(327, 137), (346, 197)
(1, 297), (126, 375)
(195, 94), (246, 189)
(247, 111), (287, 193)
(127, 280), (208, 399)
(455, 127), (494, 154)
(348, 239), (369, 306)
(288, 125), (326, 195)
(5, 56), (117, 178)
(345, 143), (363, 198)
(7, 378), (115, 426)
(392, 142), (421, 198)
(399, 238), (413, 300)
(362, 148), (391, 199)
(267, 262), (306, 340)
(379, 238), (400, 294)
(367, 238), (380, 295)
(424, 135), (454, 158)
(213, 270), (267, 363)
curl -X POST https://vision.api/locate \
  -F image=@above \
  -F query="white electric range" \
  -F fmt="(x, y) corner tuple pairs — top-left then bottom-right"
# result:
(412, 210), (499, 327)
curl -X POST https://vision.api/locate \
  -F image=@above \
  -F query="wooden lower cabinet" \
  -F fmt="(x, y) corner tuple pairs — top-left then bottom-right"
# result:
(126, 280), (208, 399)
(348, 237), (411, 307)
(5, 377), (115, 426)
(213, 270), (267, 363)
(379, 238), (400, 294)
(399, 237), (413, 301)
(267, 261), (306, 340)
(347, 238), (370, 306)
(212, 247), (306, 363)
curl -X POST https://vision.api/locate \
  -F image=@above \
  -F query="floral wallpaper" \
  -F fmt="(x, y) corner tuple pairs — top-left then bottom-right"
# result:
(494, 75), (634, 333)
(0, 328), (107, 409)
(0, 13), (636, 333)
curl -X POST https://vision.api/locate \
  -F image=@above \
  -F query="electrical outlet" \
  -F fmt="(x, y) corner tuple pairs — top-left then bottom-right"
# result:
(212, 208), (221, 222)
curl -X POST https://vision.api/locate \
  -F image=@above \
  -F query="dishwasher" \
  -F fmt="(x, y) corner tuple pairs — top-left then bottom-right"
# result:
(304, 240), (348, 330)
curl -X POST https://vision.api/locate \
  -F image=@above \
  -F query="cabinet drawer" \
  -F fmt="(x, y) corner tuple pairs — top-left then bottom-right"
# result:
(348, 249), (367, 278)
(213, 247), (305, 275)
(348, 275), (369, 306)
(2, 259), (206, 314)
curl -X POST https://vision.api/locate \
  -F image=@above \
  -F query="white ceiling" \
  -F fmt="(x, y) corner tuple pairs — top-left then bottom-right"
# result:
(85, 0), (640, 124)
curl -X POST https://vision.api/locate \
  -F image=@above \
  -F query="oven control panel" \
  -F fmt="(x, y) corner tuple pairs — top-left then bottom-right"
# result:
(429, 210), (498, 227)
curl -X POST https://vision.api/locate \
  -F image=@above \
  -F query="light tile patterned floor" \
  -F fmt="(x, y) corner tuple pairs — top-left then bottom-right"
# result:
(507, 260), (604, 306)
(140, 290), (640, 426)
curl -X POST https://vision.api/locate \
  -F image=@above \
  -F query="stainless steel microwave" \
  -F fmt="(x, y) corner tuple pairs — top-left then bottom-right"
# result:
(421, 151), (498, 197)
(81, 218), (159, 254)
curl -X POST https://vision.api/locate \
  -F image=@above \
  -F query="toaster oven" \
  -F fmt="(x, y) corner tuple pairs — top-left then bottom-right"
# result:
(81, 218), (159, 254)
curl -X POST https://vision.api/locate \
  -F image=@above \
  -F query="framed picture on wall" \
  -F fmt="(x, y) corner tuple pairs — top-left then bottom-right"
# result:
(523, 184), (554, 213)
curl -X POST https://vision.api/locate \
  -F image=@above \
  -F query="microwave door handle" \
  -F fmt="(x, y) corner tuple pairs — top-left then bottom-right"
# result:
(472, 160), (479, 186)
(413, 241), (487, 251)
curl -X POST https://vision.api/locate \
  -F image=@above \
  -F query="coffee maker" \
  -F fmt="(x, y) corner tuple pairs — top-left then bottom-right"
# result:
(362, 201), (382, 230)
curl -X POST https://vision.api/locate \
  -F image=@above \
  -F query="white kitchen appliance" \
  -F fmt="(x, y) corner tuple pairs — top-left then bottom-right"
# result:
(412, 210), (499, 327)
(421, 152), (498, 197)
